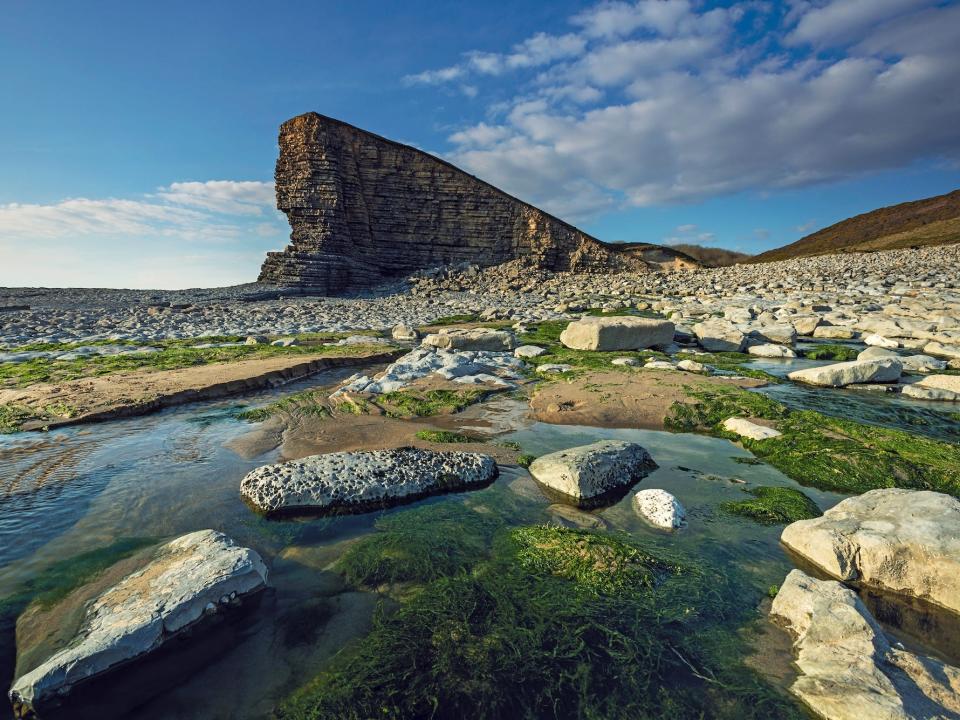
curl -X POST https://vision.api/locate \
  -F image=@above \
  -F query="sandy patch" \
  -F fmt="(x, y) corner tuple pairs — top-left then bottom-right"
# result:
(1, 350), (401, 431)
(529, 369), (766, 430)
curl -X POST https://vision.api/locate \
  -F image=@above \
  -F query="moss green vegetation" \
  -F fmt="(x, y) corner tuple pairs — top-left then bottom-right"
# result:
(0, 336), (395, 390)
(517, 453), (536, 468)
(429, 313), (479, 326)
(667, 386), (960, 496)
(0, 403), (33, 433)
(414, 429), (475, 443)
(379, 388), (488, 418)
(238, 388), (333, 422)
(498, 440), (522, 451)
(516, 320), (663, 376)
(337, 504), (502, 587)
(802, 344), (859, 361)
(732, 456), (764, 465)
(278, 518), (802, 720)
(721, 486), (822, 524)
(675, 352), (782, 383)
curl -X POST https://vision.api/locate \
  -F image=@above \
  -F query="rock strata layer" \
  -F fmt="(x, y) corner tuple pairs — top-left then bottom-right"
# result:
(781, 488), (960, 615)
(240, 448), (498, 515)
(9, 530), (268, 718)
(771, 569), (960, 720)
(258, 112), (655, 293)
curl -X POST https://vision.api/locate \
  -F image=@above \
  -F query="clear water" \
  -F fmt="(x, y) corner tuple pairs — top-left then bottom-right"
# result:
(0, 379), (955, 718)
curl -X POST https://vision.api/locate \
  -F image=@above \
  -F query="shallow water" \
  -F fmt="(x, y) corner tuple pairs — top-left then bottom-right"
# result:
(0, 375), (954, 718)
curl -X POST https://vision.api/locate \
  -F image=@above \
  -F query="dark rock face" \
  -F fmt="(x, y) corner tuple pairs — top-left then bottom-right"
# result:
(258, 113), (642, 293)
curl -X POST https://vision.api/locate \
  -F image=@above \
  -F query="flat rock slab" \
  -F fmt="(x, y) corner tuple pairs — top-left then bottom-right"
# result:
(788, 357), (902, 387)
(240, 448), (498, 515)
(902, 374), (960, 401)
(422, 328), (517, 352)
(692, 318), (746, 352)
(771, 569), (960, 720)
(633, 488), (686, 530)
(9, 530), (268, 718)
(747, 343), (797, 358)
(781, 489), (960, 615)
(528, 440), (657, 504)
(559, 317), (674, 351)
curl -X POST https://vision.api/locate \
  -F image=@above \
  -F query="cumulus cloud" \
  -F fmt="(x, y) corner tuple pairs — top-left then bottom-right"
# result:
(0, 180), (286, 288)
(408, 0), (960, 218)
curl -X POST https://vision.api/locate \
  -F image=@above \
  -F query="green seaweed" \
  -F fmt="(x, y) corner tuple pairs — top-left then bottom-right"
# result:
(238, 388), (333, 422)
(379, 389), (489, 417)
(667, 387), (960, 496)
(414, 429), (475, 443)
(721, 486), (822, 524)
(337, 503), (502, 587)
(278, 525), (802, 720)
(803, 344), (859, 361)
(0, 403), (33, 433)
(517, 453), (536, 468)
(428, 313), (480, 326)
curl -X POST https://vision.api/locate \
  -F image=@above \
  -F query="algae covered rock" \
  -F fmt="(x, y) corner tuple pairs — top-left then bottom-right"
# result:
(558, 316), (674, 351)
(8, 530), (268, 719)
(240, 448), (498, 515)
(527, 440), (657, 504)
(771, 569), (960, 720)
(780, 489), (960, 615)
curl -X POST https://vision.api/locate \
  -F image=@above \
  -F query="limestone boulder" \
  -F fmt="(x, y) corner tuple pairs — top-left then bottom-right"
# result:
(788, 358), (902, 387)
(771, 569), (960, 720)
(633, 489), (686, 530)
(692, 319), (746, 352)
(514, 344), (547, 358)
(901, 375), (960, 402)
(865, 333), (899, 349)
(423, 328), (517, 352)
(747, 343), (797, 358)
(722, 417), (782, 440)
(391, 323), (419, 341)
(558, 317), (674, 351)
(8, 531), (268, 719)
(528, 440), (657, 503)
(858, 346), (899, 361)
(780, 489), (960, 615)
(812, 325), (857, 340)
(749, 324), (797, 346)
(791, 315), (822, 336)
(240, 448), (498, 515)
(901, 355), (947, 373)
(924, 341), (960, 361)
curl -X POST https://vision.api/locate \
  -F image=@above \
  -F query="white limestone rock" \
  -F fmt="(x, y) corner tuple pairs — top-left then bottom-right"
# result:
(391, 323), (419, 341)
(749, 324), (797, 346)
(812, 325), (857, 340)
(677, 359), (708, 373)
(901, 374), (960, 401)
(865, 333), (899, 349)
(780, 489), (960, 615)
(423, 328), (517, 352)
(747, 343), (797, 358)
(722, 417), (782, 440)
(8, 530), (268, 718)
(770, 569), (960, 720)
(633, 489), (686, 530)
(536, 363), (573, 373)
(692, 319), (745, 352)
(514, 344), (547, 358)
(558, 316), (675, 351)
(788, 358), (902, 387)
(528, 440), (657, 503)
(240, 448), (498, 515)
(923, 341), (960, 360)
(611, 356), (640, 366)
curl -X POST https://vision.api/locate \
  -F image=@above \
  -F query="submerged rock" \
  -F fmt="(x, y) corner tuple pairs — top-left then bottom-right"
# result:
(771, 569), (960, 720)
(240, 448), (498, 515)
(8, 530), (268, 719)
(781, 489), (960, 615)
(633, 489), (686, 530)
(787, 357), (902, 387)
(558, 316), (674, 351)
(527, 440), (657, 504)
(722, 417), (782, 440)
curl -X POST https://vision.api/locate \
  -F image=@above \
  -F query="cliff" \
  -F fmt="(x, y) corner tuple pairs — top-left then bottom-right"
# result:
(258, 113), (661, 293)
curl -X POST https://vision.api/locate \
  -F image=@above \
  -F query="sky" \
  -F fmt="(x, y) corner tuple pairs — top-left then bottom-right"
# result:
(1, 0), (958, 288)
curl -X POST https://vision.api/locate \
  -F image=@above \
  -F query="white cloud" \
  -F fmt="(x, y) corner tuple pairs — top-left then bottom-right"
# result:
(0, 180), (286, 288)
(405, 0), (960, 218)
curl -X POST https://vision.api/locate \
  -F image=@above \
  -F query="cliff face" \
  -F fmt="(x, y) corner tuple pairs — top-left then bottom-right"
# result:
(258, 113), (642, 292)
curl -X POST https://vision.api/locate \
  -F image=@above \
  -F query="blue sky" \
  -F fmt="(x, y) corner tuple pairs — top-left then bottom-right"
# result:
(2, 0), (958, 288)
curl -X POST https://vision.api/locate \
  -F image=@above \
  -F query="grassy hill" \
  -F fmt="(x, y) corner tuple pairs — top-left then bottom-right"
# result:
(751, 189), (960, 263)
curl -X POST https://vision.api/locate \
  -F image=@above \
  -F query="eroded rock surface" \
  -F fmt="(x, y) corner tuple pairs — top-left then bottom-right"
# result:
(780, 489), (960, 615)
(633, 489), (686, 530)
(558, 316), (674, 351)
(771, 569), (960, 720)
(258, 113), (656, 293)
(9, 530), (268, 718)
(788, 358), (902, 387)
(240, 448), (498, 514)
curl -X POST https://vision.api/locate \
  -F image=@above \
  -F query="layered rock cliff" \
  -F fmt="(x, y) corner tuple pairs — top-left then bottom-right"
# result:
(258, 113), (653, 293)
